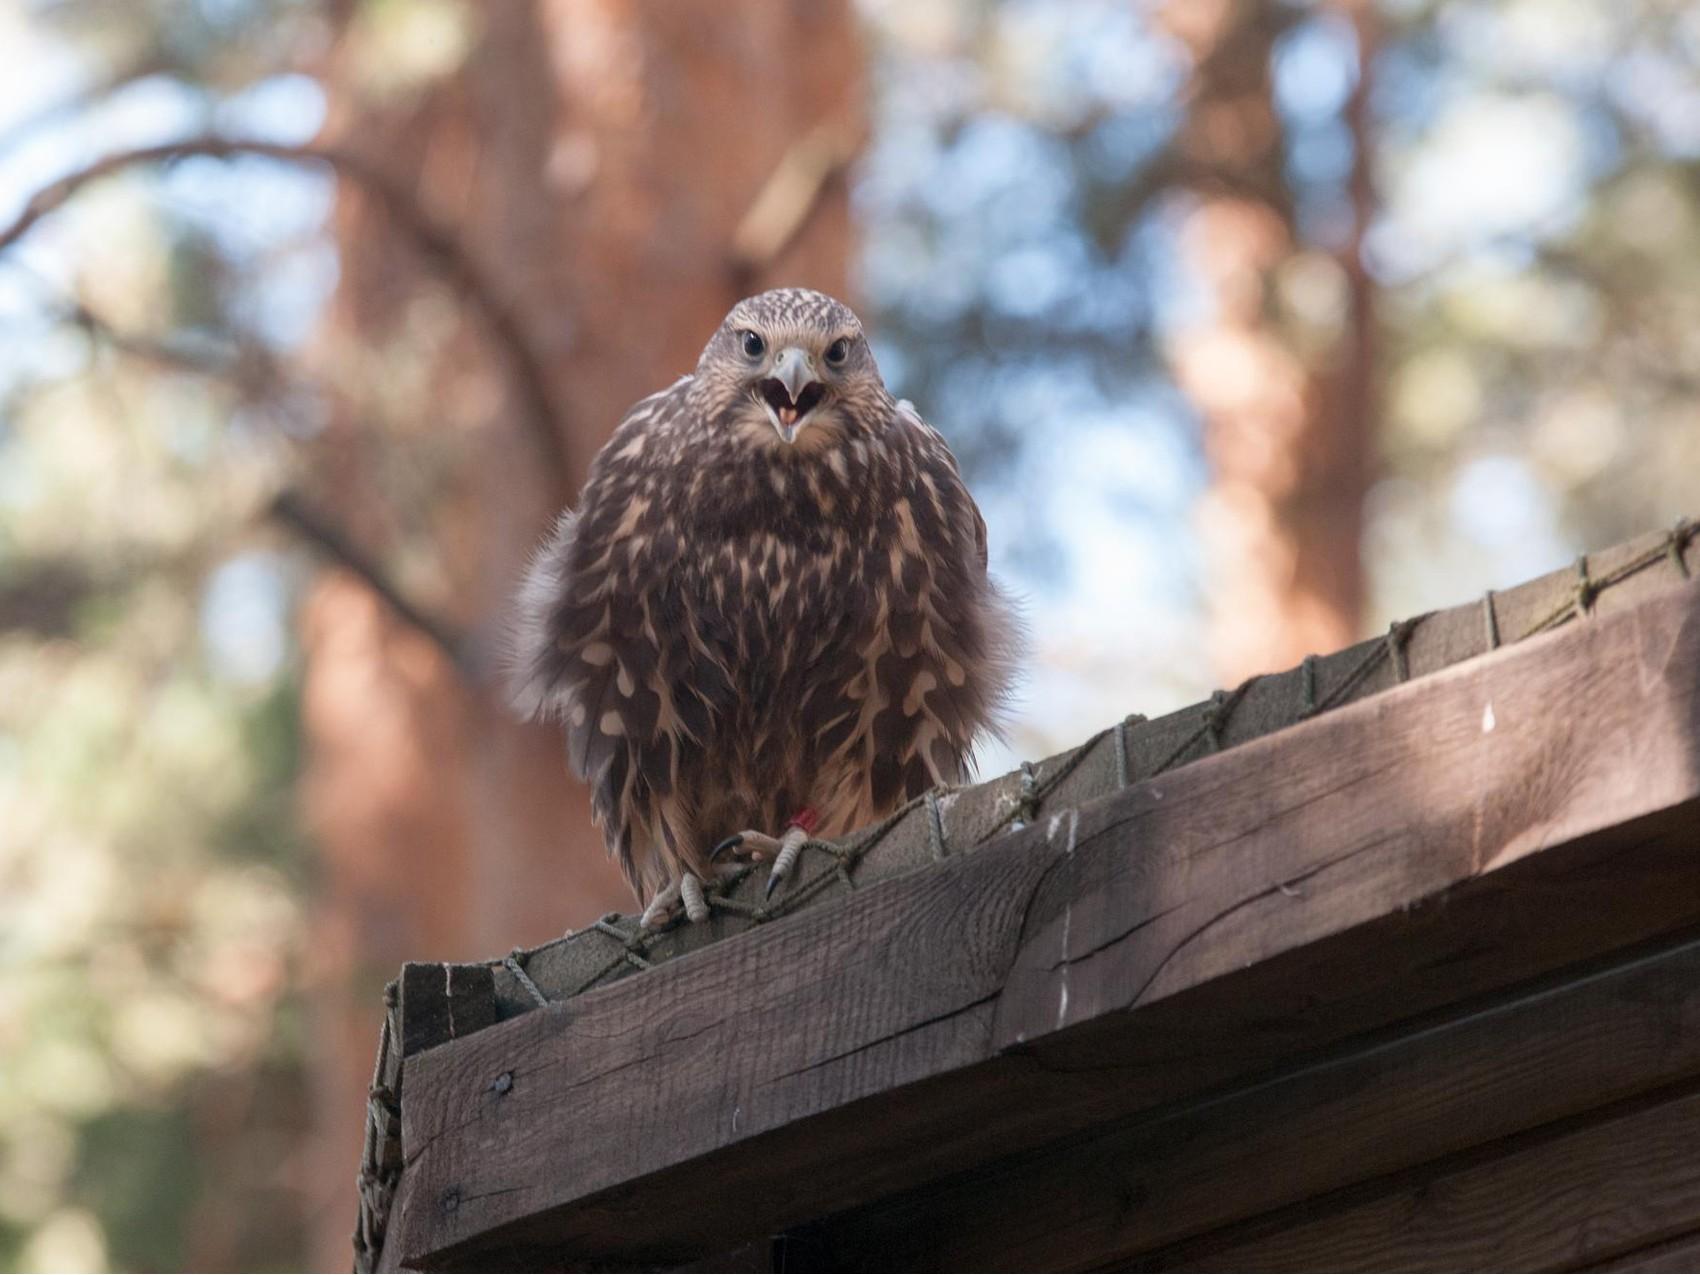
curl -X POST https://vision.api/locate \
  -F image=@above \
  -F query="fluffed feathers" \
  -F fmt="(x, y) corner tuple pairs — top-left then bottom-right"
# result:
(506, 509), (579, 723)
(510, 289), (1022, 906)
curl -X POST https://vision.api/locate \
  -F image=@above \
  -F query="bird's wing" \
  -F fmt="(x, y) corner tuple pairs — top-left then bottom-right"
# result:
(889, 398), (1022, 772)
(896, 397), (990, 574)
(506, 382), (698, 895)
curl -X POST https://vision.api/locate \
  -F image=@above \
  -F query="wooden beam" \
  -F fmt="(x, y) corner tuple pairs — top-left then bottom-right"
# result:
(803, 930), (1700, 1269)
(398, 962), (496, 1057)
(1591, 1230), (1700, 1273)
(1140, 1083), (1700, 1272)
(381, 578), (1700, 1270)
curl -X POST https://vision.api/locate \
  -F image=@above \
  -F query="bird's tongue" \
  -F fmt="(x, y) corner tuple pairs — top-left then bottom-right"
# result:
(761, 377), (823, 437)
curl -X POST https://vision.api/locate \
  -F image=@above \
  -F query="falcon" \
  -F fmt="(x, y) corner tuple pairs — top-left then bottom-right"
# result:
(509, 288), (1019, 926)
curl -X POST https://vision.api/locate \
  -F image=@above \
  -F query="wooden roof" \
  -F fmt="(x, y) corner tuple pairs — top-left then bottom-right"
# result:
(358, 521), (1700, 1272)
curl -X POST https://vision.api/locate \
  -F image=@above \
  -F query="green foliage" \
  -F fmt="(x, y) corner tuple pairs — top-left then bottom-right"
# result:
(0, 6), (320, 1269)
(71, 1106), (200, 1274)
(1364, 0), (1700, 619)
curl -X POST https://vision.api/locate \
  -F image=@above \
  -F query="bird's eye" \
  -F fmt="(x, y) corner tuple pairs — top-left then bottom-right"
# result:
(825, 337), (851, 366)
(741, 330), (766, 359)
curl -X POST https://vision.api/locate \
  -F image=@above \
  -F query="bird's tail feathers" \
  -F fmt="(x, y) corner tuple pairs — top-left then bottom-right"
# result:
(502, 509), (580, 722)
(974, 574), (1030, 754)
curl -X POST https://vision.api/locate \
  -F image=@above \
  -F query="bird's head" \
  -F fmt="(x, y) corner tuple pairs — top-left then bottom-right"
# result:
(695, 288), (887, 452)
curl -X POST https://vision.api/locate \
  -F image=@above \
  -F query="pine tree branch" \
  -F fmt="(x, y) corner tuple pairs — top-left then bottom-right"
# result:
(49, 292), (479, 683)
(0, 134), (573, 493)
(62, 295), (272, 384)
(268, 489), (474, 678)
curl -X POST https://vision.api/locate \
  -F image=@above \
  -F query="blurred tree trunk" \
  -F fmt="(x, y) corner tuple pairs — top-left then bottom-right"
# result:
(1160, 0), (1377, 682)
(298, 2), (863, 1265)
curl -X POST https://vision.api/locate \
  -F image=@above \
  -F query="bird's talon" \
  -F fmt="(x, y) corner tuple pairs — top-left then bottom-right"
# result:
(710, 833), (745, 863)
(763, 826), (809, 900)
(718, 830), (784, 862)
(640, 878), (683, 930)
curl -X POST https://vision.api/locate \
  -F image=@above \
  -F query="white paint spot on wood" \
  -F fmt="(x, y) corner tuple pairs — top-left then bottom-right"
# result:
(1053, 808), (1080, 1030)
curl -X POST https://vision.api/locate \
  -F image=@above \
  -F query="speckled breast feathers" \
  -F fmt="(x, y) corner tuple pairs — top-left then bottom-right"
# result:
(510, 288), (1018, 904)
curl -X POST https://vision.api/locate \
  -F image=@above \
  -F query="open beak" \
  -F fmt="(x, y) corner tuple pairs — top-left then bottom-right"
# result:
(759, 346), (825, 444)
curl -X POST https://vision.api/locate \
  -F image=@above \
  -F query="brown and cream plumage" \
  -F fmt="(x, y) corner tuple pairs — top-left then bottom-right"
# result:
(510, 288), (1018, 923)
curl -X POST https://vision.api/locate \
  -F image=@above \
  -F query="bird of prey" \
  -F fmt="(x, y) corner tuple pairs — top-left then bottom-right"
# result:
(510, 288), (1018, 926)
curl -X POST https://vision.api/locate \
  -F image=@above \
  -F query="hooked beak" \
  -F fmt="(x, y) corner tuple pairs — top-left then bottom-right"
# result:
(772, 347), (814, 402)
(759, 346), (825, 444)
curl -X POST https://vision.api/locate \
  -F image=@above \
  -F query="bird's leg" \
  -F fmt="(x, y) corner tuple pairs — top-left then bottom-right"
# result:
(639, 849), (760, 930)
(640, 870), (714, 929)
(638, 879), (680, 930)
(765, 826), (809, 897)
(711, 808), (818, 900)
(680, 873), (708, 924)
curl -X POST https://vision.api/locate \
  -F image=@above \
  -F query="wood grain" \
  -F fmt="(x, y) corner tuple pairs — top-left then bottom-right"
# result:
(1138, 1084), (1700, 1272)
(381, 578), (1700, 1270)
(807, 931), (1700, 1270)
(399, 961), (496, 1058)
(1590, 1230), (1700, 1273)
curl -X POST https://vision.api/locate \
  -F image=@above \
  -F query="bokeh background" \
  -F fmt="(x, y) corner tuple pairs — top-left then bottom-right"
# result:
(1, 0), (1696, 1268)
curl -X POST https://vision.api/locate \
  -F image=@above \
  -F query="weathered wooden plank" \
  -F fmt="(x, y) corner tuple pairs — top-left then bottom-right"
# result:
(1136, 1085), (1700, 1272)
(384, 577), (1700, 1270)
(1590, 1230), (1700, 1273)
(803, 929), (1700, 1270)
(398, 961), (497, 1057)
(356, 985), (405, 1274)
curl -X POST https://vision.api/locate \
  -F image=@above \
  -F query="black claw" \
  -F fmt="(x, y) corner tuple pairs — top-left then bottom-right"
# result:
(710, 833), (745, 862)
(764, 873), (781, 900)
